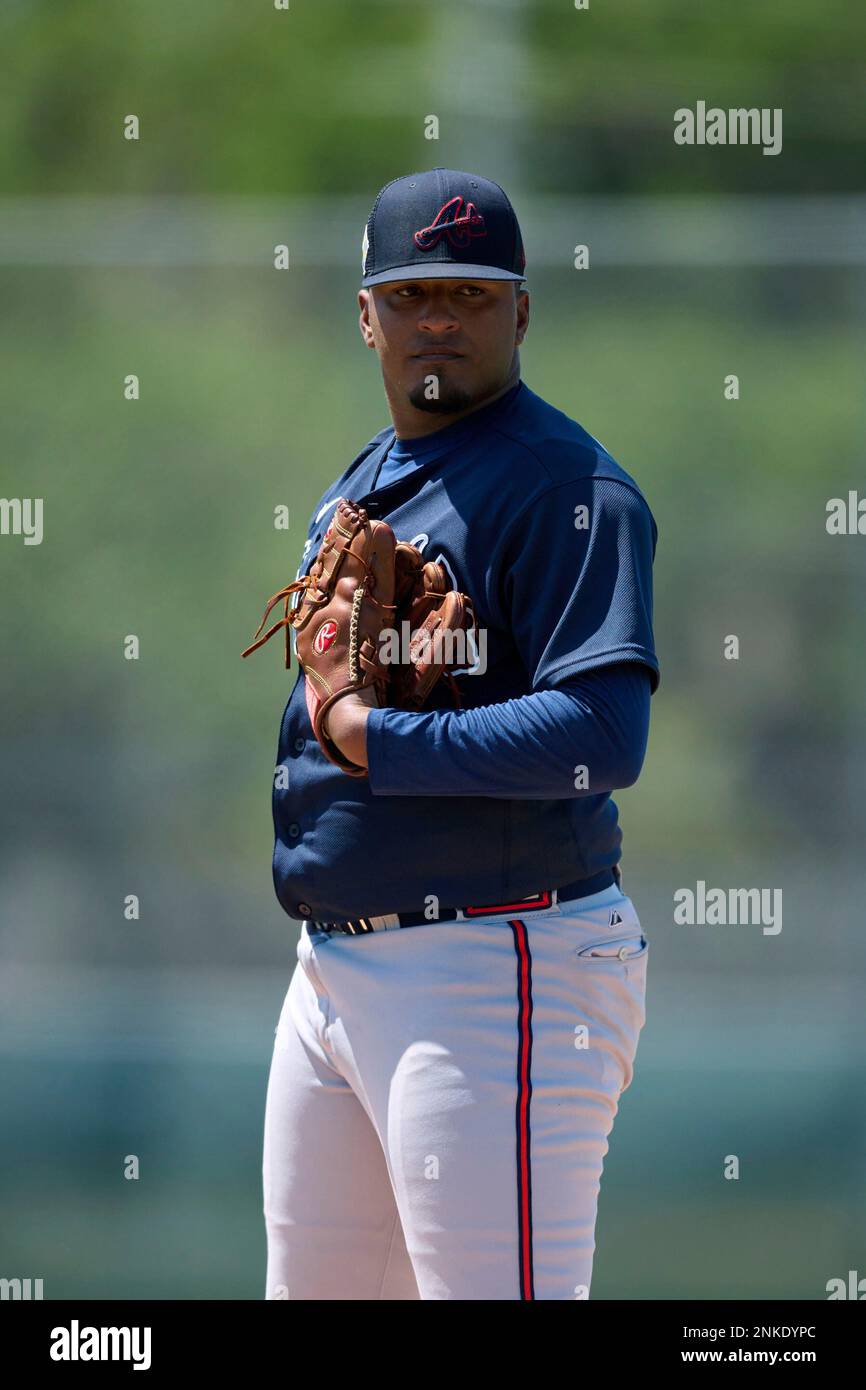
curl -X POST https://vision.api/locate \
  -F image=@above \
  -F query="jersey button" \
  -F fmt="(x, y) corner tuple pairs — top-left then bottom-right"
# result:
(298, 903), (312, 918)
(288, 822), (301, 838)
(293, 737), (305, 752)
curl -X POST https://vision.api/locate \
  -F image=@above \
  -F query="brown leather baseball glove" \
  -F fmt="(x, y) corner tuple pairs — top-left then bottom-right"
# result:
(241, 498), (476, 776)
(389, 541), (475, 712)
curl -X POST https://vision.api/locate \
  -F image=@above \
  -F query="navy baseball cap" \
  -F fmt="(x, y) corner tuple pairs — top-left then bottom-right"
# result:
(361, 168), (526, 287)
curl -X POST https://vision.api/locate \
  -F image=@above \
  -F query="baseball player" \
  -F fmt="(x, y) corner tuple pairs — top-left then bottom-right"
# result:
(253, 168), (660, 1300)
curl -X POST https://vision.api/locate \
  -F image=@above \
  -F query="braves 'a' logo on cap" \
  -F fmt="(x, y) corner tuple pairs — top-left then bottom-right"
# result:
(313, 620), (338, 655)
(414, 197), (487, 252)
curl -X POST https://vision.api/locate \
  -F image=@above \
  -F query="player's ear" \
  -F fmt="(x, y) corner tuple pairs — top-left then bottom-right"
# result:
(358, 289), (376, 349)
(514, 287), (529, 346)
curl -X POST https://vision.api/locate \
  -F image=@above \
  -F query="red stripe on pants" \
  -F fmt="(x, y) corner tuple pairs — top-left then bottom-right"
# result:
(510, 919), (535, 1300)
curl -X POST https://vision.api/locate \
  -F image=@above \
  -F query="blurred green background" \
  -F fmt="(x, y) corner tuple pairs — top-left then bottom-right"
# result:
(1, 0), (864, 1300)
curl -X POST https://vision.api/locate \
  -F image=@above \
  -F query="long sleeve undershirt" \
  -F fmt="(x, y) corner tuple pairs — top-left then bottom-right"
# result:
(365, 661), (652, 800)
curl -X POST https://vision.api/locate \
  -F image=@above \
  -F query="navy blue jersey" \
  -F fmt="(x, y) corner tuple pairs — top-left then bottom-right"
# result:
(271, 380), (660, 922)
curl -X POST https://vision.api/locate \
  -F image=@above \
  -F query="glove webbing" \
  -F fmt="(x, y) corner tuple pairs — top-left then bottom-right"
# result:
(240, 556), (396, 672)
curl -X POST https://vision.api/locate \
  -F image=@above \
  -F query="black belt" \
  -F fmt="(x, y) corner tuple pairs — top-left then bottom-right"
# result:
(311, 866), (621, 936)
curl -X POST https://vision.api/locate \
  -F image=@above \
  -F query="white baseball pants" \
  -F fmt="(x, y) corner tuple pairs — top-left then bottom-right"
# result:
(262, 880), (648, 1300)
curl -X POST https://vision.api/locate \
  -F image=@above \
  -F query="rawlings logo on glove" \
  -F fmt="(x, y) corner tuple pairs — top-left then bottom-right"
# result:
(241, 499), (477, 776)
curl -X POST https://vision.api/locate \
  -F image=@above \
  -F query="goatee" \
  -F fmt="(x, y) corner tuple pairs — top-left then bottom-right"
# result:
(406, 381), (474, 415)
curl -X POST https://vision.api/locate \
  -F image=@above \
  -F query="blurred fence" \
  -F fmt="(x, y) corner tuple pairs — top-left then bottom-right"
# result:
(1, 193), (865, 266)
(2, 179), (864, 1297)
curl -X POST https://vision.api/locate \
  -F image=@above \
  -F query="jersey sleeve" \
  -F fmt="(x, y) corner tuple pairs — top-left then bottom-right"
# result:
(365, 662), (652, 799)
(493, 475), (660, 693)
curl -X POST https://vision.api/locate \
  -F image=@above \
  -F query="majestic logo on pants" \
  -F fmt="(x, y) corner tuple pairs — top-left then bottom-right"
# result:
(313, 620), (338, 655)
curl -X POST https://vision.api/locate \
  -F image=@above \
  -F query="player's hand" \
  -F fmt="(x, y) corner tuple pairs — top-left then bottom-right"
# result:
(321, 687), (379, 771)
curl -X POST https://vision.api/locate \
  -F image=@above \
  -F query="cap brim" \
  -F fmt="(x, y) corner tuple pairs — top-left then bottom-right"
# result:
(361, 263), (525, 287)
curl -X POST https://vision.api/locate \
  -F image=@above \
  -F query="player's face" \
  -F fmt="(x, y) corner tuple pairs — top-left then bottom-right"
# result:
(359, 278), (529, 417)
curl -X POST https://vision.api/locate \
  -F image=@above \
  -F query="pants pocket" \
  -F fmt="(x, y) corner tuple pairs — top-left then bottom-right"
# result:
(575, 934), (647, 962)
(568, 923), (650, 1077)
